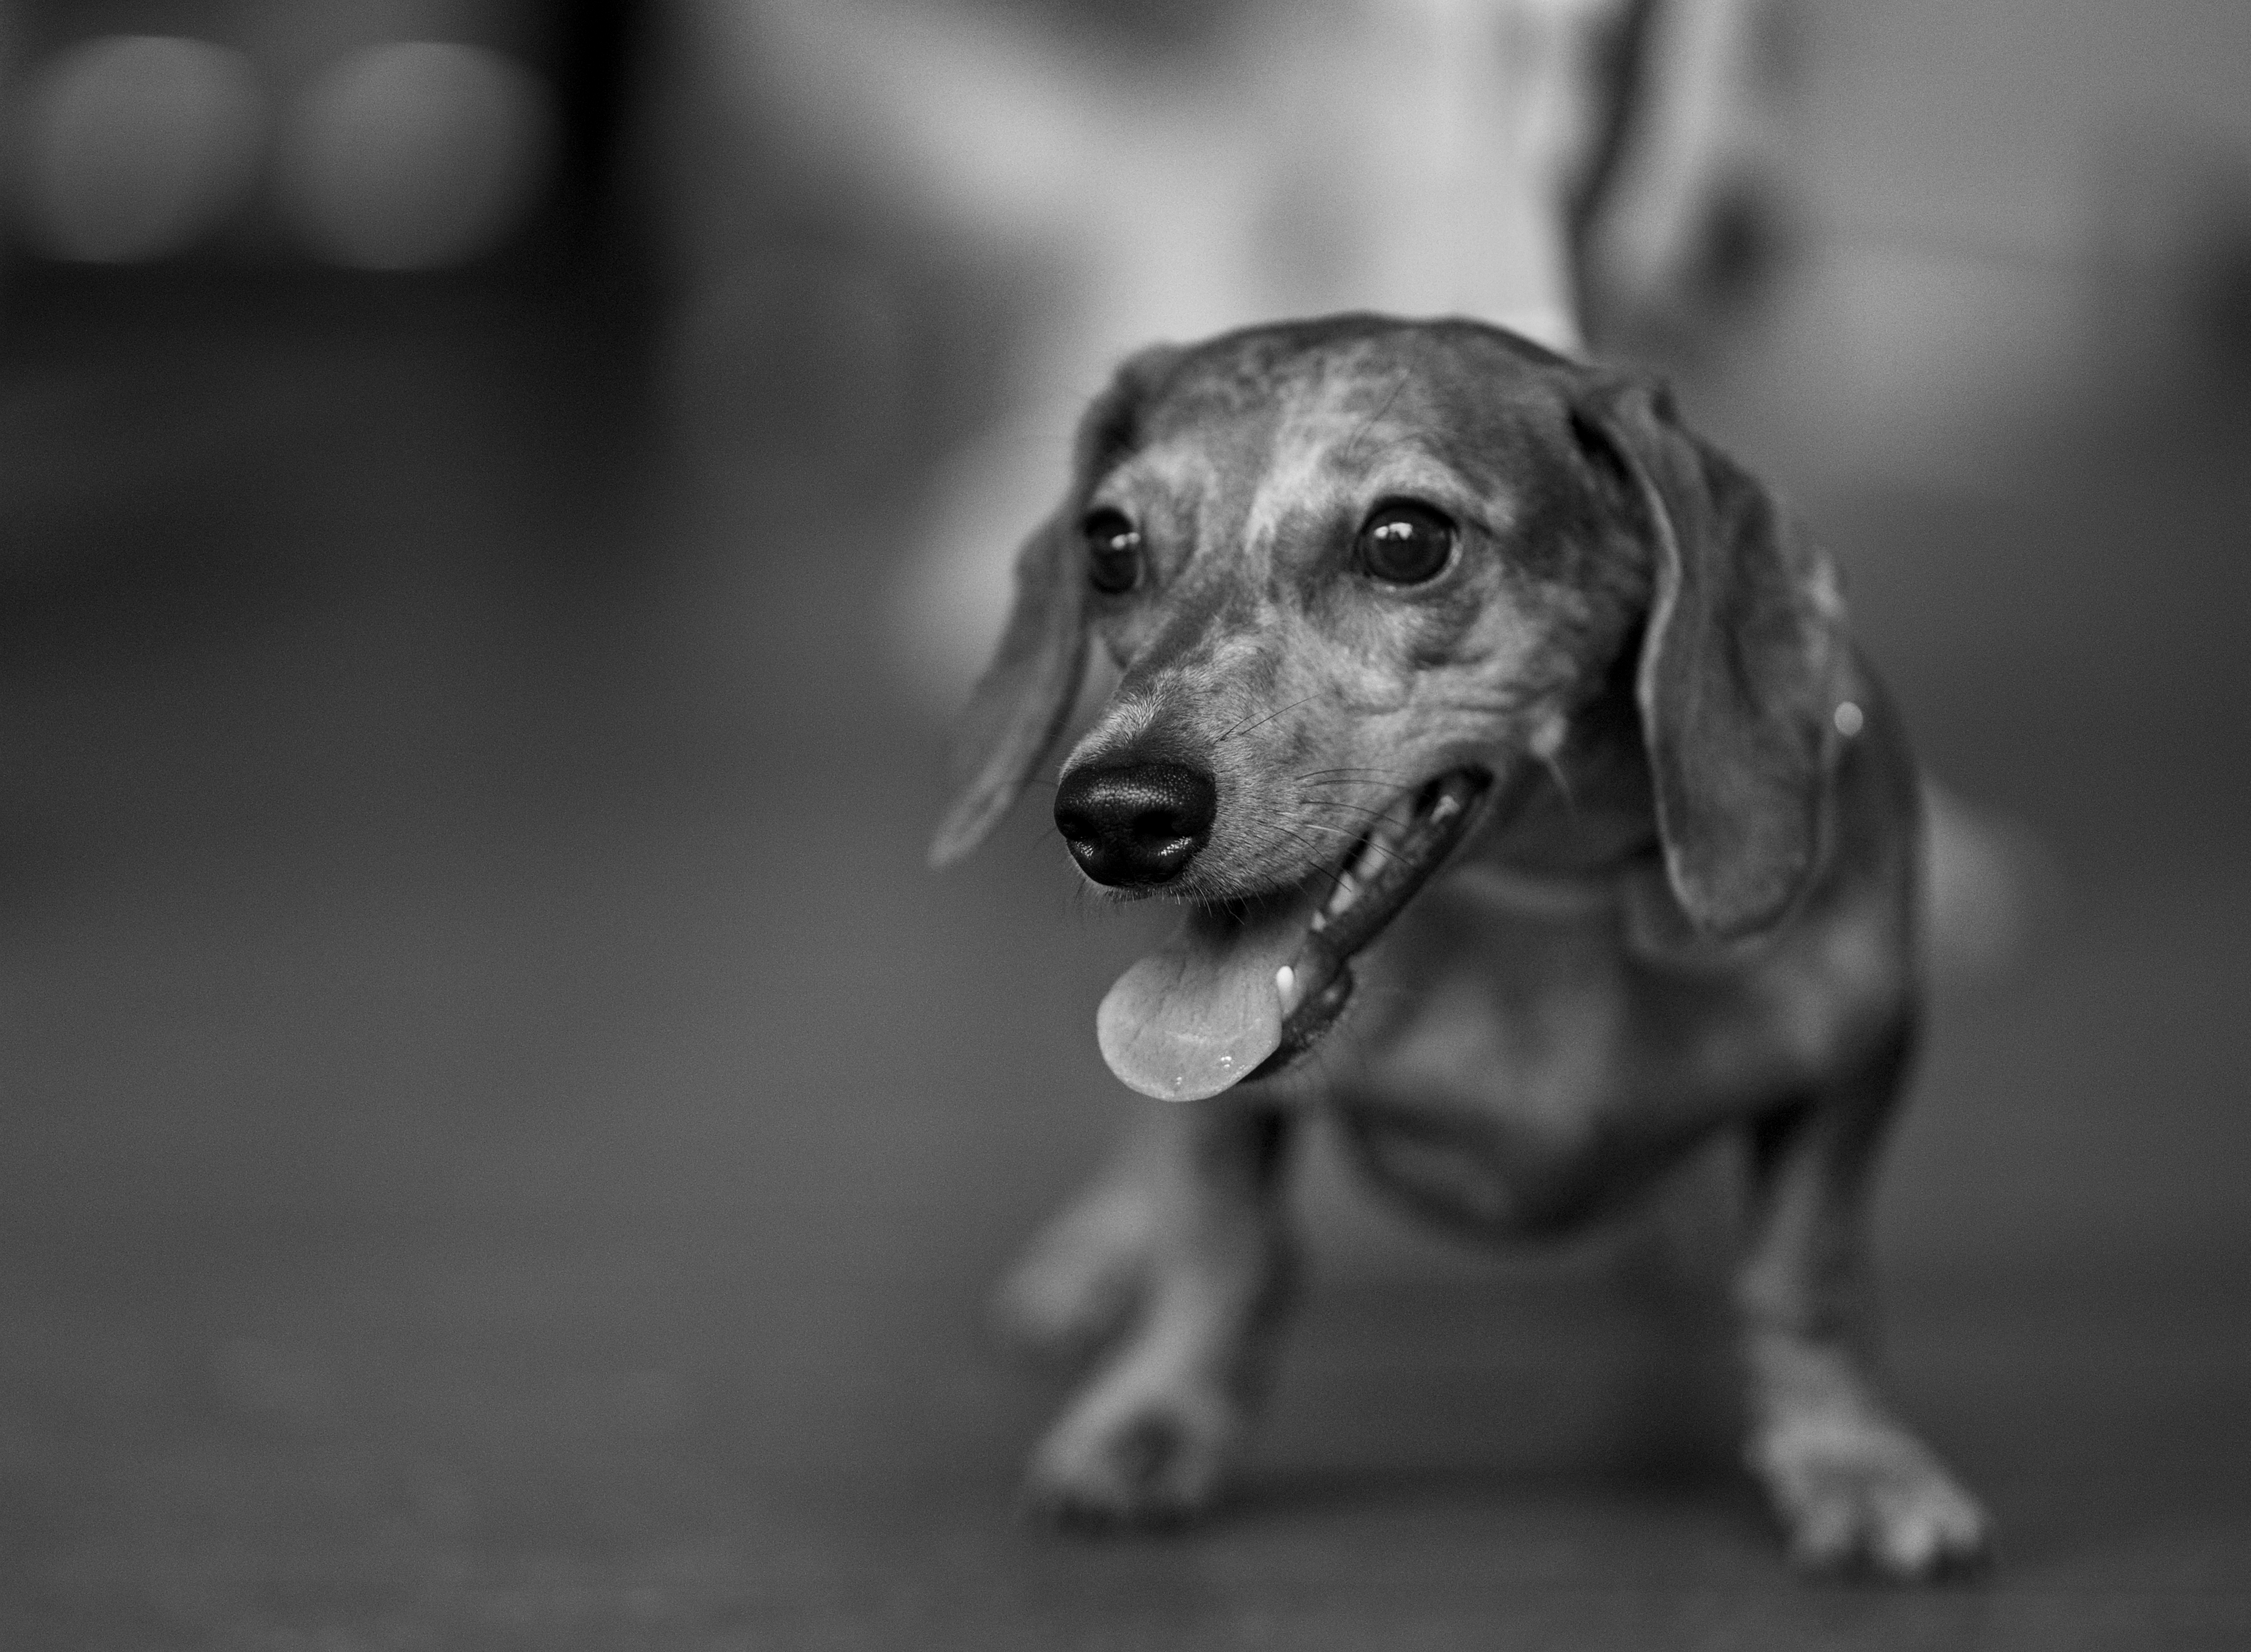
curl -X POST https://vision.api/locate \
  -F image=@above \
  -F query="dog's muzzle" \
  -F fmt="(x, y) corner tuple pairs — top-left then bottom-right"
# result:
(1094, 767), (1492, 1101)
(1251, 768), (1490, 1076)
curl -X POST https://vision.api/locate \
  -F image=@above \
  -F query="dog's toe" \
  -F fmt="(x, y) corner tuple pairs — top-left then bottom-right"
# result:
(1754, 1423), (1991, 1581)
(1867, 1473), (1990, 1578)
(1022, 1400), (1232, 1530)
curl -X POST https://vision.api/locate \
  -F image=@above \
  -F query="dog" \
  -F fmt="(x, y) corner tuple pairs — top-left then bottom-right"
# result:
(931, 314), (1991, 1579)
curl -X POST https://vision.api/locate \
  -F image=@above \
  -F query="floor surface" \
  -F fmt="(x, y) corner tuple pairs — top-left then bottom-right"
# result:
(3, 277), (2247, 1649)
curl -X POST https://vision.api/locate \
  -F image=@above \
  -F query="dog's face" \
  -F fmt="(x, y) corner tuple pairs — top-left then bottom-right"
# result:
(934, 316), (1848, 1099)
(1061, 320), (1644, 903)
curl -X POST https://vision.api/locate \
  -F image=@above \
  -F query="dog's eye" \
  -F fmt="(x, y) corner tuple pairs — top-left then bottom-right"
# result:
(1358, 501), (1458, 585)
(1083, 508), (1144, 595)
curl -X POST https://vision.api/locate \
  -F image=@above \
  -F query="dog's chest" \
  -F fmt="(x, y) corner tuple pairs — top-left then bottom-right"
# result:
(1321, 878), (1816, 1236)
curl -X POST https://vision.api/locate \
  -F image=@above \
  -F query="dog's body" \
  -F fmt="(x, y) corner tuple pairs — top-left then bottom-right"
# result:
(935, 314), (1989, 1578)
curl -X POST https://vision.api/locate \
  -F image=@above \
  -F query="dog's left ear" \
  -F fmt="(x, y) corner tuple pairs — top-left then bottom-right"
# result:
(1575, 376), (1847, 939)
(929, 344), (1183, 868)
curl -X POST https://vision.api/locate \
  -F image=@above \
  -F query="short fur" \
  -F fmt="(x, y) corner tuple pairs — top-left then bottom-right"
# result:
(938, 315), (1988, 1578)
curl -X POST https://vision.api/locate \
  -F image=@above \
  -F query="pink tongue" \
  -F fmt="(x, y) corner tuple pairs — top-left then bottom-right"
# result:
(1096, 886), (1321, 1101)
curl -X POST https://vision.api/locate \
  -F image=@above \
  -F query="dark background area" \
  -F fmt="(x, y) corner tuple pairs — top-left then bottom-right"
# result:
(3, 1), (2249, 1645)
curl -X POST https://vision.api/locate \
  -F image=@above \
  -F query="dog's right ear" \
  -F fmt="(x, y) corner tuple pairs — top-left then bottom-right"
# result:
(926, 506), (1083, 868)
(928, 344), (1181, 868)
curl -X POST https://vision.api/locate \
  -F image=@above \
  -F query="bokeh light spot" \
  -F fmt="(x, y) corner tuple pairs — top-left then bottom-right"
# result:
(16, 34), (266, 263)
(281, 41), (559, 272)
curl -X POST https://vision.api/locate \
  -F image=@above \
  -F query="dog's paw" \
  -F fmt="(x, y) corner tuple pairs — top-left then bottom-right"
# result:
(989, 1190), (1154, 1363)
(1751, 1418), (1992, 1579)
(1021, 1395), (1235, 1530)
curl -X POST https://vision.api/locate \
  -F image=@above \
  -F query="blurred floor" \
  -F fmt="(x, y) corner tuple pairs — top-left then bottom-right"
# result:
(2, 274), (2248, 1649)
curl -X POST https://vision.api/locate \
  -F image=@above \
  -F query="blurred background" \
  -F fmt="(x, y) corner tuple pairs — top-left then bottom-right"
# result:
(2, 0), (2247, 1645)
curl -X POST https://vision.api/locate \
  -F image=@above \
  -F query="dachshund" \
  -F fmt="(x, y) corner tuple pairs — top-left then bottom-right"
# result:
(932, 314), (1990, 1578)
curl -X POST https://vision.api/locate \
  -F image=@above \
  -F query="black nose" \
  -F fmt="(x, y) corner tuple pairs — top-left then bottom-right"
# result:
(1053, 759), (1218, 888)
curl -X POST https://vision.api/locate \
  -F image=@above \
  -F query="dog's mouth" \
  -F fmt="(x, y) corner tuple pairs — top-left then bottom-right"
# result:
(1096, 768), (1491, 1101)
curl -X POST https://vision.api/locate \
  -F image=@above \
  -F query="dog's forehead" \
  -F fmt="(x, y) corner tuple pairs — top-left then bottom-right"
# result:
(1121, 320), (1569, 505)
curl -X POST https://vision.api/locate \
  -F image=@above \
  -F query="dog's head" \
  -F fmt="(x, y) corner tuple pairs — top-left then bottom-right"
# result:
(932, 315), (1848, 1099)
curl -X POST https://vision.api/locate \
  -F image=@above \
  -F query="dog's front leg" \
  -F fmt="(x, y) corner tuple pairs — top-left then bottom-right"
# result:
(1002, 1098), (1297, 1528)
(1734, 1022), (1991, 1578)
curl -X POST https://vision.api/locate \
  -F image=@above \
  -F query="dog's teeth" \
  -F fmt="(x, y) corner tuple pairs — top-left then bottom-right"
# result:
(1275, 964), (1298, 1012)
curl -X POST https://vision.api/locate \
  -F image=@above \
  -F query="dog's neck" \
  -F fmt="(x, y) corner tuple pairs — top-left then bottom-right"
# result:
(1443, 655), (1734, 934)
(1463, 667), (1660, 885)
(1446, 658), (1859, 963)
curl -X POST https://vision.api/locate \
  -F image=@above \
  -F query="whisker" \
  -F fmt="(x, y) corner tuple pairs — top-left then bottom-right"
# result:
(1060, 871), (1105, 926)
(1291, 819), (1406, 867)
(1538, 750), (1577, 816)
(1298, 798), (1398, 823)
(1267, 825), (1356, 897)
(1221, 695), (1319, 744)
(1342, 374), (1409, 467)
(1294, 777), (1410, 797)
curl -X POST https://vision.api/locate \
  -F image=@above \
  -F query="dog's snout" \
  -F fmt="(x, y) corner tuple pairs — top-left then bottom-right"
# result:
(1054, 760), (1217, 888)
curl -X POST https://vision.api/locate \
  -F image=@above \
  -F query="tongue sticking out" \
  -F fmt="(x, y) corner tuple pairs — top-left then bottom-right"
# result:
(1092, 769), (1493, 1102)
(1096, 883), (1323, 1101)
